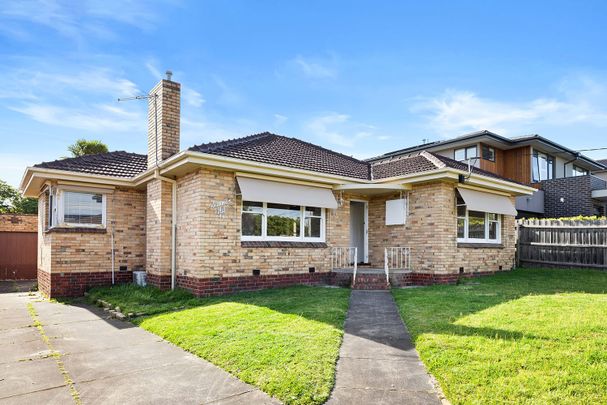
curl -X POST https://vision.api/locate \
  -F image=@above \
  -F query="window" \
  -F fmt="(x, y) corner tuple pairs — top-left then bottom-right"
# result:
(241, 201), (325, 241)
(532, 151), (554, 182)
(456, 191), (501, 243)
(46, 188), (106, 228)
(454, 146), (478, 162)
(572, 165), (588, 177)
(482, 145), (496, 161)
(241, 201), (263, 236)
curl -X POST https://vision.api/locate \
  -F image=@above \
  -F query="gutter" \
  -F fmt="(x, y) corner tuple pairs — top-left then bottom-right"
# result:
(154, 170), (177, 290)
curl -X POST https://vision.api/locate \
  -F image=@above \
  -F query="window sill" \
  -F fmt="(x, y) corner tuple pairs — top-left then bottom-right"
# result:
(45, 227), (107, 234)
(457, 242), (503, 249)
(241, 241), (327, 248)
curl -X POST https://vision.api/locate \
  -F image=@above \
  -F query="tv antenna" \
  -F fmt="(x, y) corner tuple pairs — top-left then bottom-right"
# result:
(116, 70), (173, 168)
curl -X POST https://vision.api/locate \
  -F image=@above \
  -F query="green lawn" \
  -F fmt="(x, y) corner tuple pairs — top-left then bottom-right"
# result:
(87, 285), (350, 405)
(392, 268), (607, 405)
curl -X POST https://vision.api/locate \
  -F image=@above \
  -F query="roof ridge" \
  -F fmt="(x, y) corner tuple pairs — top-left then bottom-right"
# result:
(421, 151), (447, 169)
(189, 132), (273, 153)
(34, 150), (147, 167)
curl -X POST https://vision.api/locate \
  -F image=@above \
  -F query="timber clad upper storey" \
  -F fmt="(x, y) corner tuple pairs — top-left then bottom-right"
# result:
(368, 130), (607, 217)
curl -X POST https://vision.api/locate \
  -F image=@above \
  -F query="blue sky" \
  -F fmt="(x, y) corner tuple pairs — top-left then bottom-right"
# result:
(2, 0), (607, 187)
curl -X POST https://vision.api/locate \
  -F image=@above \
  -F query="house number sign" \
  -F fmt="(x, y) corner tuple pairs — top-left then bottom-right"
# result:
(210, 199), (233, 218)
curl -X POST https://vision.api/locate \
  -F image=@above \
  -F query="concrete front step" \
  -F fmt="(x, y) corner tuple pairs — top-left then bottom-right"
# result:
(353, 274), (390, 290)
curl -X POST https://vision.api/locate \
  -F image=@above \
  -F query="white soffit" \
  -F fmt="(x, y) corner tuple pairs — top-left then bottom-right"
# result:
(237, 177), (338, 209)
(457, 187), (517, 216)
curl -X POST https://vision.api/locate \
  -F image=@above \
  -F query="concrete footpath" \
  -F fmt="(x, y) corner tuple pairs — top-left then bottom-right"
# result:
(327, 290), (443, 405)
(0, 287), (278, 405)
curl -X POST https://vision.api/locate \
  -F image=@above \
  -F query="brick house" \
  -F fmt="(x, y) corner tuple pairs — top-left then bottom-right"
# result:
(20, 76), (535, 297)
(368, 131), (607, 218)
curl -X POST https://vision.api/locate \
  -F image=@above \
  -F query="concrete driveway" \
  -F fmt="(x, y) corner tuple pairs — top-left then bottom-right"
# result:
(0, 285), (278, 404)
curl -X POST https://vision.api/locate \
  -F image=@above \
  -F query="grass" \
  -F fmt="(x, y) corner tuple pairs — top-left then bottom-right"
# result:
(87, 284), (350, 405)
(392, 268), (607, 405)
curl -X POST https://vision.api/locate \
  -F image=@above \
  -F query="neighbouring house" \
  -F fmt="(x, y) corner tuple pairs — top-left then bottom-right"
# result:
(368, 132), (607, 218)
(0, 214), (38, 280)
(20, 75), (535, 298)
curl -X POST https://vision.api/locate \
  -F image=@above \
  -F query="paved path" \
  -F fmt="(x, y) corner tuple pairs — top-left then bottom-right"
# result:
(0, 290), (279, 405)
(327, 290), (442, 405)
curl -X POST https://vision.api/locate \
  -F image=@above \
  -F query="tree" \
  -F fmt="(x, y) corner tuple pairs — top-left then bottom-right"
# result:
(67, 139), (109, 157)
(0, 180), (37, 214)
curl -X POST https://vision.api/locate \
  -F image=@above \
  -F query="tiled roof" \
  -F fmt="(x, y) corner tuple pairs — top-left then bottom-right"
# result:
(189, 132), (371, 180)
(597, 159), (607, 168)
(34, 151), (147, 178)
(369, 152), (522, 184)
(30, 133), (523, 185)
(371, 154), (437, 179)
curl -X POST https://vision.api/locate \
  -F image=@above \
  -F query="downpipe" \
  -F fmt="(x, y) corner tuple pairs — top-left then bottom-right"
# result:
(155, 170), (177, 290)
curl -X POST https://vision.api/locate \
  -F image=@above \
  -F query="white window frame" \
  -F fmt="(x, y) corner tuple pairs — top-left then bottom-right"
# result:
(454, 145), (478, 162)
(241, 201), (326, 242)
(48, 188), (107, 229)
(456, 197), (501, 244)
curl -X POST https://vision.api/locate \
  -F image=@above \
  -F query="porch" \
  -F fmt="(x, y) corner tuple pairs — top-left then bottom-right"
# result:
(331, 246), (412, 290)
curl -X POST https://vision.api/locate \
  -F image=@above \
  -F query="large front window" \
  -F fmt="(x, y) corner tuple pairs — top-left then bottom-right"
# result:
(241, 201), (325, 241)
(47, 188), (106, 228)
(456, 192), (501, 243)
(532, 151), (554, 182)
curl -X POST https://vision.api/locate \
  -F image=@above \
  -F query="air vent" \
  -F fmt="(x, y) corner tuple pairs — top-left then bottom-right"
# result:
(252, 269), (261, 276)
(119, 265), (127, 272)
(309, 267), (316, 273)
(459, 267), (464, 274)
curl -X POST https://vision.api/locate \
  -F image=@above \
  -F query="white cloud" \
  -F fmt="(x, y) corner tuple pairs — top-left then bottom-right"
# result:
(181, 116), (256, 145)
(0, 0), (164, 42)
(306, 112), (382, 148)
(273, 114), (288, 126)
(411, 74), (607, 137)
(0, 152), (51, 188)
(10, 103), (142, 132)
(0, 66), (144, 133)
(292, 55), (337, 79)
(145, 61), (163, 80)
(183, 87), (205, 108)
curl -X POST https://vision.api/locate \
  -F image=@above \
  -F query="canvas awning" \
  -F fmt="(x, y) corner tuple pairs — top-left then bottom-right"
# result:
(457, 187), (517, 216)
(236, 177), (338, 209)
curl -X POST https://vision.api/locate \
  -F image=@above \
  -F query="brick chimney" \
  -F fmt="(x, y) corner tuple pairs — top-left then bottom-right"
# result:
(147, 71), (181, 168)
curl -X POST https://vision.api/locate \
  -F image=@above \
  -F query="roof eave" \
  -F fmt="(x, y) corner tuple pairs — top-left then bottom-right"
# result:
(158, 150), (371, 185)
(20, 167), (137, 198)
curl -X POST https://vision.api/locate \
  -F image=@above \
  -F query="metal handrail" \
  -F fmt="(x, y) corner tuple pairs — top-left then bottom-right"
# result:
(384, 247), (411, 285)
(331, 246), (358, 286)
(384, 248), (389, 285)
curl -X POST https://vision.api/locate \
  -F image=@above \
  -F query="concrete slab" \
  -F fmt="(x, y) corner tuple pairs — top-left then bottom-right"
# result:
(0, 385), (74, 405)
(0, 357), (66, 399)
(328, 290), (442, 405)
(0, 291), (280, 405)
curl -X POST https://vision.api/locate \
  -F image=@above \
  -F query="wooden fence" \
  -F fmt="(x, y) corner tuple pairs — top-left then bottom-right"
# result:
(517, 219), (607, 269)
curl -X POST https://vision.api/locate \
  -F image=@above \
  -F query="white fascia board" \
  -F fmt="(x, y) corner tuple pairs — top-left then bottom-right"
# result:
(162, 151), (369, 185)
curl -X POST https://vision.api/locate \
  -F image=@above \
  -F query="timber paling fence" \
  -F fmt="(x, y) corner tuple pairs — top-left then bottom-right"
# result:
(517, 219), (607, 269)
